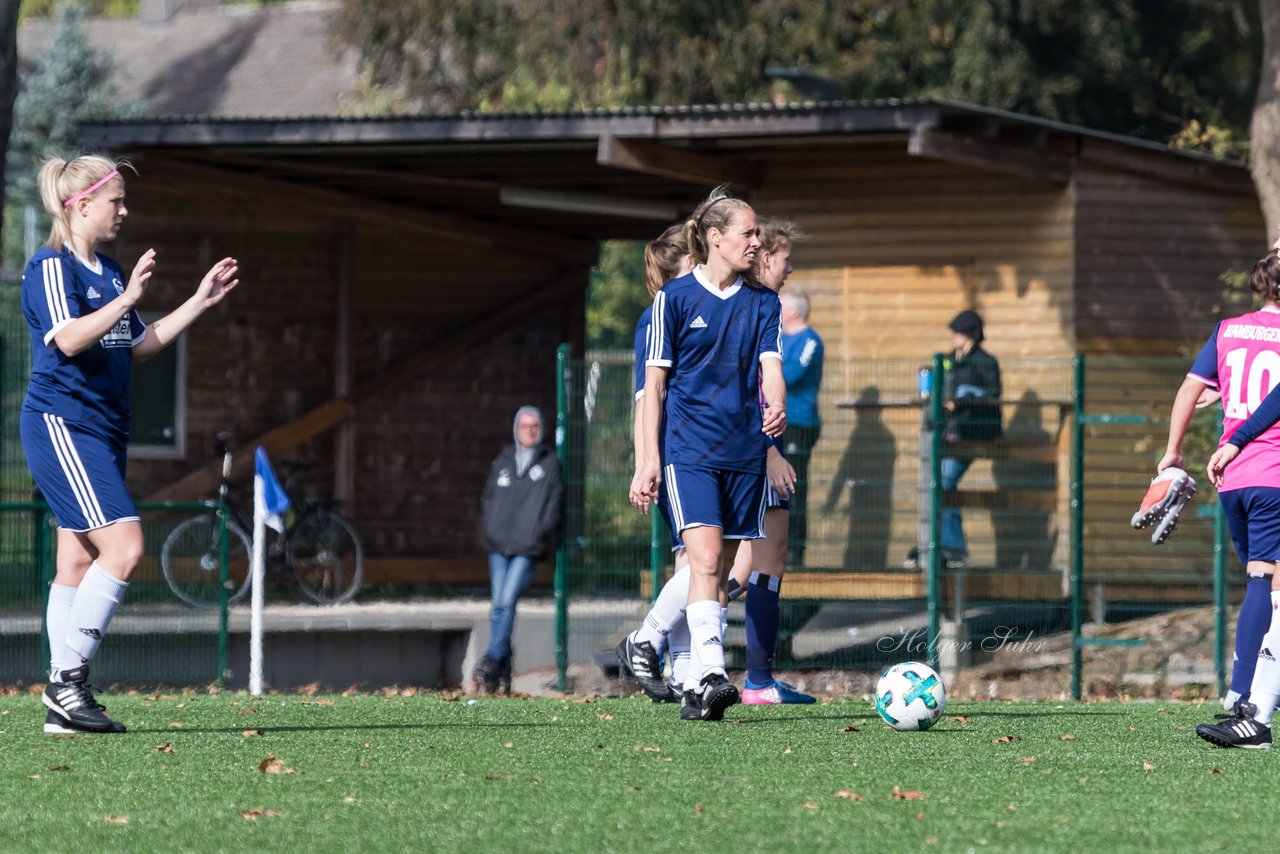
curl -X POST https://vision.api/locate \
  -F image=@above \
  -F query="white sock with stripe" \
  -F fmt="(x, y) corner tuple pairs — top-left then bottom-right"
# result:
(1248, 593), (1280, 726)
(668, 614), (690, 687)
(46, 583), (77, 676)
(685, 599), (726, 689)
(61, 563), (128, 673)
(635, 565), (690, 649)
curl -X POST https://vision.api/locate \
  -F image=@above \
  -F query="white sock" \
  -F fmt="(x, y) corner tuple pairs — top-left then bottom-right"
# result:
(668, 612), (690, 687)
(1248, 593), (1280, 725)
(61, 563), (128, 672)
(635, 565), (690, 649)
(1224, 689), (1243, 713)
(46, 583), (77, 676)
(685, 599), (725, 688)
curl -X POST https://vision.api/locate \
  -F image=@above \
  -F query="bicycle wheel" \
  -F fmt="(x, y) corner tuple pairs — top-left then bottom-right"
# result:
(161, 514), (254, 609)
(286, 509), (364, 605)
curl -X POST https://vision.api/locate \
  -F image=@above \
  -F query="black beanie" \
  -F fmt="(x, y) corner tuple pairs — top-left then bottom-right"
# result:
(948, 309), (984, 343)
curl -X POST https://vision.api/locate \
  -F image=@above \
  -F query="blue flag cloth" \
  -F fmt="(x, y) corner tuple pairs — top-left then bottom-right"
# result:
(254, 447), (291, 532)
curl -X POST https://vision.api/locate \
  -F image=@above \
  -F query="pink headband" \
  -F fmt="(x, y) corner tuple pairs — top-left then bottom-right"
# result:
(63, 170), (120, 207)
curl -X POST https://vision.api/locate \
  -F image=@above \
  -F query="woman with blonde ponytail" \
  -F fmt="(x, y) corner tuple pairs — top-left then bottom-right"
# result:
(627, 186), (786, 722)
(21, 154), (240, 735)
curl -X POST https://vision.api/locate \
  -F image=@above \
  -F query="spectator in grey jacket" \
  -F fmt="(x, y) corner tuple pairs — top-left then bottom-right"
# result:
(474, 406), (562, 694)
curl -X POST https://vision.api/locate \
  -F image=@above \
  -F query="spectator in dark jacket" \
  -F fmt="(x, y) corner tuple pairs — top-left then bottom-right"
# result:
(939, 310), (1002, 568)
(474, 406), (562, 693)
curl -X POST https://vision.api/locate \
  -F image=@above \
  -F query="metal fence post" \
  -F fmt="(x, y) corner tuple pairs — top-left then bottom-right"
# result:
(926, 353), (944, 671)
(649, 510), (662, 604)
(1070, 354), (1085, 700)
(218, 502), (230, 688)
(553, 344), (571, 692)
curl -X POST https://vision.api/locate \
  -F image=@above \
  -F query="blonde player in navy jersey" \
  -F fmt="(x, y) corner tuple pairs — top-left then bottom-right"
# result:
(630, 187), (786, 721)
(21, 154), (238, 734)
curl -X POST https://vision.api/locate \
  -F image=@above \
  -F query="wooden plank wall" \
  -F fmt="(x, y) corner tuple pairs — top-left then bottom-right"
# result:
(753, 148), (1077, 587)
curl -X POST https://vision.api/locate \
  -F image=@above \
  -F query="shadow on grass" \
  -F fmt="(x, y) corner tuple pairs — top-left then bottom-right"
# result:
(126, 721), (557, 735)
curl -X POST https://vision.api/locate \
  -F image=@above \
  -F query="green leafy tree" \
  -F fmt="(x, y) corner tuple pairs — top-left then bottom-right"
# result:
(586, 241), (648, 352)
(3, 2), (146, 267)
(330, 0), (1260, 144)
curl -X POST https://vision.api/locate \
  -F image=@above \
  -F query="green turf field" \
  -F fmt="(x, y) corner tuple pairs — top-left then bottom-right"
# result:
(0, 692), (1269, 852)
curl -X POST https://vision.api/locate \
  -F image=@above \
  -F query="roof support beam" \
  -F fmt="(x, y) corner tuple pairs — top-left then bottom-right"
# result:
(1078, 141), (1256, 196)
(597, 134), (759, 190)
(148, 155), (597, 263)
(908, 127), (1072, 185)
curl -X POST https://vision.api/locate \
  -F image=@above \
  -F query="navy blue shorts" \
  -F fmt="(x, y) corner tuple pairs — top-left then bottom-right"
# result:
(20, 410), (138, 532)
(658, 463), (766, 541)
(1220, 487), (1280, 565)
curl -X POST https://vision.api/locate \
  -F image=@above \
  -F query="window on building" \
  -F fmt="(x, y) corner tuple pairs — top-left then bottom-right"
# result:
(128, 315), (186, 459)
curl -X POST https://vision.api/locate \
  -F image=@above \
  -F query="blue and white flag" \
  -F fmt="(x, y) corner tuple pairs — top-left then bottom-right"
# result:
(254, 447), (291, 533)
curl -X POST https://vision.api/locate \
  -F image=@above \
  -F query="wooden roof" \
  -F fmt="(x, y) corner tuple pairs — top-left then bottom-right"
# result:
(80, 99), (1256, 252)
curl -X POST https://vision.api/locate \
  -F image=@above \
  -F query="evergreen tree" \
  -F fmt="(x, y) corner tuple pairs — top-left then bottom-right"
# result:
(3, 2), (146, 267)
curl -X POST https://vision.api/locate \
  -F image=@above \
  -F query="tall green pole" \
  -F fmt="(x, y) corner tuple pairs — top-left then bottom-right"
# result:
(649, 510), (663, 604)
(1071, 355), (1086, 700)
(553, 344), (571, 692)
(217, 502), (230, 688)
(927, 353), (945, 671)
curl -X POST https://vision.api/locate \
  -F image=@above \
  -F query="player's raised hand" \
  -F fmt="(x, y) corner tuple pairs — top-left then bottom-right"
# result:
(195, 257), (239, 307)
(124, 248), (156, 308)
(1207, 444), (1240, 488)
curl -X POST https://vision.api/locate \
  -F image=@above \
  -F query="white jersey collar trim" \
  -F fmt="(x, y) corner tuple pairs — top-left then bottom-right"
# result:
(66, 246), (103, 276)
(693, 265), (743, 300)
(1262, 306), (1280, 314)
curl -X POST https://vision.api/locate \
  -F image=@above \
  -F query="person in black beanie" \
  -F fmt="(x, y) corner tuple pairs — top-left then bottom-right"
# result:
(937, 310), (1002, 567)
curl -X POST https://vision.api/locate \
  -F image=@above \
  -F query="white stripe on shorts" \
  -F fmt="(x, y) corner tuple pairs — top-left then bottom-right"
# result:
(665, 463), (685, 533)
(43, 414), (106, 529)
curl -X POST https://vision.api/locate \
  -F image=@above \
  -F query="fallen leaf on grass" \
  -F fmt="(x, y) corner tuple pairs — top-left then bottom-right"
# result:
(634, 745), (661, 753)
(258, 754), (296, 775)
(891, 786), (925, 801)
(915, 811), (924, 821)
(342, 796), (357, 803)
(1020, 756), (1037, 766)
(154, 744), (174, 753)
(838, 725), (860, 732)
(46, 765), (70, 772)
(238, 708), (257, 715)
(302, 700), (334, 706)
(168, 722), (184, 729)
(946, 715), (970, 723)
(695, 804), (704, 814)
(1, 709), (8, 716)
(239, 806), (284, 820)
(1060, 734), (1077, 741)
(504, 742), (514, 749)
(597, 714), (614, 721)
(803, 801), (820, 811)
(1211, 768), (1224, 775)
(834, 791), (863, 801)
(1007, 803), (1018, 812)
(990, 735), (1021, 744)
(484, 774), (513, 782)
(441, 693), (462, 702)
(1143, 761), (1154, 772)
(105, 816), (128, 825)
(526, 776), (541, 784)
(783, 748), (793, 755)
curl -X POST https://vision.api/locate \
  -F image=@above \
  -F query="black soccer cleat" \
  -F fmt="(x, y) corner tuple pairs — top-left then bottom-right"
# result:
(659, 680), (683, 704)
(699, 673), (740, 722)
(615, 634), (670, 701)
(471, 656), (501, 694)
(1196, 703), (1272, 749)
(680, 688), (704, 721)
(42, 666), (126, 734)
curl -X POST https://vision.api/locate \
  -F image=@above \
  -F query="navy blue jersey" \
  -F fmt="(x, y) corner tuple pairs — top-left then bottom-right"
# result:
(21, 246), (146, 442)
(646, 267), (782, 472)
(633, 304), (653, 399)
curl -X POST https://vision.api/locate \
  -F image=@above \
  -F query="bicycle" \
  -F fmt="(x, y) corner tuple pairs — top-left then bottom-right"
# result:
(160, 429), (364, 608)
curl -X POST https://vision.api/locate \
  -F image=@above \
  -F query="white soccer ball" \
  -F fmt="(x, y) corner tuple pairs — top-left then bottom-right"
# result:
(874, 661), (946, 731)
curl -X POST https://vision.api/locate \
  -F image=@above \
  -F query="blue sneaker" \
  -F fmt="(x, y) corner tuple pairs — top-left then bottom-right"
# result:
(742, 679), (817, 705)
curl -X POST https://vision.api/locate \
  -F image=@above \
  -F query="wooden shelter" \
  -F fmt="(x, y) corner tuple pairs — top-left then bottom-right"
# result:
(80, 100), (1265, 592)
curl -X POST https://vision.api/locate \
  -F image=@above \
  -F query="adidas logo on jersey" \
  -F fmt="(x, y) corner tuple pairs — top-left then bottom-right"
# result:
(86, 286), (101, 300)
(690, 316), (708, 329)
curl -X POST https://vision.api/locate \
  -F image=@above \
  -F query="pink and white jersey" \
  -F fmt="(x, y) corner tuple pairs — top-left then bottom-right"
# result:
(1188, 306), (1280, 491)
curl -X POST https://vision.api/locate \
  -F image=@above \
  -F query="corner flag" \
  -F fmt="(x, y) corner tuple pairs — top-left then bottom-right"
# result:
(254, 447), (291, 532)
(250, 448), (291, 696)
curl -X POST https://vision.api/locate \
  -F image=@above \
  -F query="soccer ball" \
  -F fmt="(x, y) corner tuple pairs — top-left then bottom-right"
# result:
(874, 661), (946, 731)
